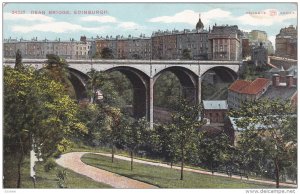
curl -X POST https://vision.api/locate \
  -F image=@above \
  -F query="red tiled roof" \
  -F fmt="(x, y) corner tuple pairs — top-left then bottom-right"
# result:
(229, 78), (271, 95)
(228, 80), (251, 93)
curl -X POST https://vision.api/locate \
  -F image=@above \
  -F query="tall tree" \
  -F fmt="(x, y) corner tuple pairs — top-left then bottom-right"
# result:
(182, 49), (192, 60)
(101, 47), (114, 59)
(196, 131), (231, 174)
(154, 124), (179, 168)
(4, 66), (87, 188)
(14, 49), (23, 70)
(44, 54), (76, 98)
(230, 99), (296, 188)
(124, 117), (149, 171)
(170, 99), (204, 180)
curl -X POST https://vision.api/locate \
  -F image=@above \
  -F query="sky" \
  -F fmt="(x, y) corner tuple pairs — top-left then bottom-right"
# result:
(3, 2), (298, 47)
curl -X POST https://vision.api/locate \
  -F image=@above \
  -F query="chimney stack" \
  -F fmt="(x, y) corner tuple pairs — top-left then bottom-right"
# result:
(272, 74), (280, 87)
(286, 75), (294, 88)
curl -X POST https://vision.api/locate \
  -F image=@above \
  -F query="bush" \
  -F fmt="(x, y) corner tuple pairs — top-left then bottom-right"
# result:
(44, 159), (57, 172)
(56, 169), (68, 188)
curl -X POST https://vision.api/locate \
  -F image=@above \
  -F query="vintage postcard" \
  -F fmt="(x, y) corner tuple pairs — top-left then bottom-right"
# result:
(2, 1), (298, 193)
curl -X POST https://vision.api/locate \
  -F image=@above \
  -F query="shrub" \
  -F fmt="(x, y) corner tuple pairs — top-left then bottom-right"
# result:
(44, 159), (57, 172)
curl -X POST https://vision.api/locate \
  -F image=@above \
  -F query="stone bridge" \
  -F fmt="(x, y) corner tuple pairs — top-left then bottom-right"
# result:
(3, 58), (241, 128)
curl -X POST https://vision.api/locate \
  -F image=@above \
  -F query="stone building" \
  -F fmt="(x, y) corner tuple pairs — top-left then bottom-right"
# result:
(202, 100), (228, 124)
(4, 16), (244, 61)
(243, 30), (274, 55)
(251, 42), (268, 66)
(95, 35), (151, 59)
(208, 24), (243, 61)
(151, 16), (208, 60)
(275, 25), (297, 59)
(228, 78), (271, 109)
(3, 37), (90, 60)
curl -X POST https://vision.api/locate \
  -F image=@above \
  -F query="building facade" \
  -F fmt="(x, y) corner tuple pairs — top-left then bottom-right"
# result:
(251, 42), (268, 66)
(4, 16), (243, 61)
(228, 78), (271, 109)
(203, 100), (228, 124)
(3, 37), (91, 59)
(208, 24), (243, 61)
(275, 25), (297, 59)
(243, 30), (274, 55)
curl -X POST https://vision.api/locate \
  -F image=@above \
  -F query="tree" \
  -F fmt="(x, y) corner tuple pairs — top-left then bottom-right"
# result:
(182, 48), (192, 60)
(101, 105), (123, 163)
(230, 99), (296, 188)
(196, 131), (231, 174)
(101, 47), (114, 59)
(132, 53), (141, 59)
(4, 66), (87, 188)
(154, 124), (178, 168)
(15, 49), (23, 70)
(43, 54), (76, 98)
(170, 99), (205, 180)
(124, 117), (149, 171)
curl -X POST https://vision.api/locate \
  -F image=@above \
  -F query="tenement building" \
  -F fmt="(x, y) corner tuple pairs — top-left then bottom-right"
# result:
(275, 25), (297, 59)
(3, 37), (92, 59)
(208, 24), (243, 61)
(243, 30), (274, 55)
(95, 34), (152, 59)
(4, 16), (242, 61)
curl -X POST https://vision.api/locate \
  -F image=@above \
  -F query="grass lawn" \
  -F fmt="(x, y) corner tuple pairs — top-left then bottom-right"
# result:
(81, 153), (276, 188)
(4, 155), (112, 188)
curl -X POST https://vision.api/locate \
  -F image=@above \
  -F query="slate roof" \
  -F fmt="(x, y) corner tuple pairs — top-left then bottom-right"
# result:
(203, 100), (228, 110)
(260, 85), (297, 101)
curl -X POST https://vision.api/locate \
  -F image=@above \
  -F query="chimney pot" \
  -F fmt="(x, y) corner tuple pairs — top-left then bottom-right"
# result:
(286, 75), (293, 88)
(272, 74), (280, 87)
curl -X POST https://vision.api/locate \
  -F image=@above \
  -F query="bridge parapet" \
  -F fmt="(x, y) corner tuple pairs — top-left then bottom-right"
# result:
(3, 58), (241, 78)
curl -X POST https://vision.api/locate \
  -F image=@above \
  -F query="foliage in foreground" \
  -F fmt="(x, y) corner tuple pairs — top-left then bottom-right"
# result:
(4, 65), (87, 188)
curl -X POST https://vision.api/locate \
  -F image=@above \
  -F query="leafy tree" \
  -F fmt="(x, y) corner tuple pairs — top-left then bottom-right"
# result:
(132, 53), (141, 59)
(100, 105), (123, 163)
(230, 99), (296, 188)
(43, 54), (76, 98)
(101, 47), (114, 59)
(124, 117), (149, 171)
(196, 131), (231, 174)
(182, 48), (192, 60)
(154, 72), (181, 109)
(15, 49), (23, 70)
(86, 69), (125, 107)
(4, 66), (87, 188)
(170, 99), (205, 180)
(154, 124), (179, 168)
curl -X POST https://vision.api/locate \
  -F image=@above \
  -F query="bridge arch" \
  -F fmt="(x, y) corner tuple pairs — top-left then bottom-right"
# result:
(153, 66), (199, 103)
(68, 68), (90, 100)
(104, 66), (150, 119)
(201, 66), (238, 82)
(200, 65), (239, 82)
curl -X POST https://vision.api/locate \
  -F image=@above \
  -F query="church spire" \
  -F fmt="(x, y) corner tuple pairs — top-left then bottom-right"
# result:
(196, 13), (204, 32)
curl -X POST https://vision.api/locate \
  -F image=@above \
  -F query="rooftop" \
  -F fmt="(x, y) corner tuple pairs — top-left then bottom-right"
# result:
(261, 85), (297, 101)
(229, 78), (271, 95)
(203, 100), (228, 110)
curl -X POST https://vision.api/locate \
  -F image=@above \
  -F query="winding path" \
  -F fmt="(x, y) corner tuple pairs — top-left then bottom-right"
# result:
(56, 152), (297, 188)
(55, 152), (157, 189)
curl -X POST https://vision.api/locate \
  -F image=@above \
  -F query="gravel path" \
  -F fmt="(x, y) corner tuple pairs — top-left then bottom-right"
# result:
(55, 152), (157, 189)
